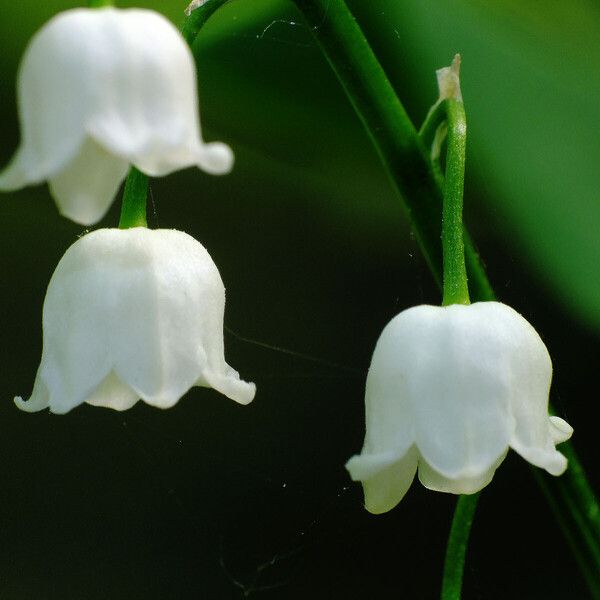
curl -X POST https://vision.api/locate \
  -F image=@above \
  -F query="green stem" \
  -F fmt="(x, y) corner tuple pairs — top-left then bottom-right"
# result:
(418, 100), (448, 193)
(87, 0), (113, 7)
(182, 1), (226, 45)
(441, 95), (469, 306)
(534, 468), (600, 599)
(441, 493), (479, 600)
(560, 444), (600, 558)
(186, 0), (600, 592)
(535, 447), (600, 596)
(419, 101), (447, 148)
(118, 167), (148, 229)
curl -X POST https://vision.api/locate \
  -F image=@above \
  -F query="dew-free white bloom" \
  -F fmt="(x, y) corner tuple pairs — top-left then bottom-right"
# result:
(16, 228), (255, 414)
(346, 302), (572, 514)
(0, 7), (233, 225)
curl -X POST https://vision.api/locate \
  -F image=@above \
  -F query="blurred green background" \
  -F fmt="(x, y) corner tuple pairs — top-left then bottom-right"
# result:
(0, 0), (599, 598)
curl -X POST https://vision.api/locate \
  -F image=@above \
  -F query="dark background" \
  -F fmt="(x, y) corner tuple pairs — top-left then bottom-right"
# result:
(0, 1), (599, 598)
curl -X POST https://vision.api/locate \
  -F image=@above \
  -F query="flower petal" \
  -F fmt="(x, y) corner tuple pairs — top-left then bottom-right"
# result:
(48, 137), (129, 225)
(192, 142), (234, 175)
(59, 228), (255, 409)
(200, 365), (256, 405)
(130, 140), (234, 178)
(549, 416), (573, 444)
(480, 303), (574, 476)
(81, 9), (231, 178)
(418, 450), (507, 495)
(21, 232), (118, 413)
(0, 9), (96, 188)
(347, 447), (418, 515)
(99, 229), (241, 406)
(85, 371), (139, 411)
(357, 325), (416, 458)
(14, 373), (50, 413)
(376, 304), (512, 480)
(0, 148), (36, 191)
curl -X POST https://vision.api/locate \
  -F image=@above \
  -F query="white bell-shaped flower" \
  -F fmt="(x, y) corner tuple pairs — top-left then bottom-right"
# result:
(0, 7), (233, 225)
(15, 228), (255, 414)
(346, 302), (572, 514)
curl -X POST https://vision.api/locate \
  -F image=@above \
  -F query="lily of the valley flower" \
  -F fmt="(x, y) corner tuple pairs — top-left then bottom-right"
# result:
(346, 302), (572, 514)
(15, 228), (255, 414)
(0, 7), (232, 225)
